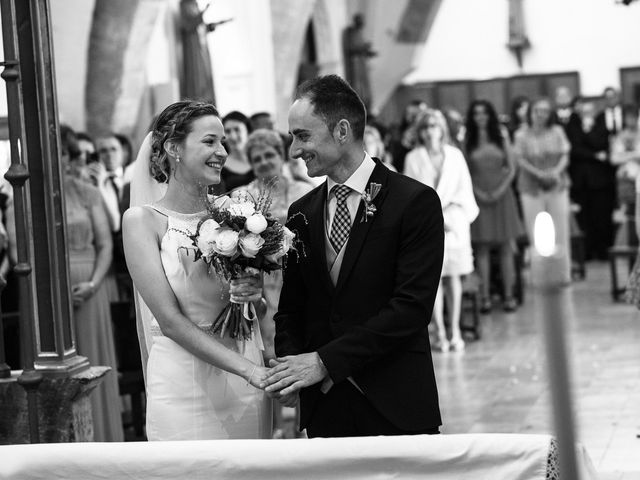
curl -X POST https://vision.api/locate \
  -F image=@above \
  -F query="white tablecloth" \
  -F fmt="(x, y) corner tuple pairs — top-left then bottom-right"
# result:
(0, 434), (598, 480)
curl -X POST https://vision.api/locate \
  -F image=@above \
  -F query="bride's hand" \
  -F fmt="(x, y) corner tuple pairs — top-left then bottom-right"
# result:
(230, 273), (263, 303)
(246, 365), (269, 389)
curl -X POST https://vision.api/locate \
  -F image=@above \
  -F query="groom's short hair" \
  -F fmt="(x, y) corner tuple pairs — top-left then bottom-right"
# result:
(295, 74), (366, 140)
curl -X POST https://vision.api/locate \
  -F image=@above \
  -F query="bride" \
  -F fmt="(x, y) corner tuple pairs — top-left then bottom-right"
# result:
(123, 100), (272, 440)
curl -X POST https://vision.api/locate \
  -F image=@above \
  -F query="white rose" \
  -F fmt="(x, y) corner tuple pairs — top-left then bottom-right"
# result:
(239, 233), (265, 258)
(196, 219), (220, 257)
(213, 229), (239, 257)
(228, 201), (256, 218)
(245, 213), (268, 234)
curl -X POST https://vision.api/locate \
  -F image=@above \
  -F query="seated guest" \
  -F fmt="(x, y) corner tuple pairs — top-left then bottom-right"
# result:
(61, 126), (124, 442)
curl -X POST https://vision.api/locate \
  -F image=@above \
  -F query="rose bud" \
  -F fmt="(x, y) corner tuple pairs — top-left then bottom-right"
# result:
(245, 213), (268, 234)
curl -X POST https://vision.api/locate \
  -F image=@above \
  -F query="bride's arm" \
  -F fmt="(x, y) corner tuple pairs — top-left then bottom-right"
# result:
(123, 206), (266, 386)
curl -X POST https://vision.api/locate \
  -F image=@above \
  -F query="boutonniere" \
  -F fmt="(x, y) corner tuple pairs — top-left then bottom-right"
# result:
(360, 182), (382, 223)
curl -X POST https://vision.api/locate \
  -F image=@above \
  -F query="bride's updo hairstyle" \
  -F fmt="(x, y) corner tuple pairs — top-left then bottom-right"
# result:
(150, 100), (220, 183)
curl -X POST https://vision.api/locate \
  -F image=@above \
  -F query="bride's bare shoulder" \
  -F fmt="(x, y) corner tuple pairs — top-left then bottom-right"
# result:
(123, 205), (166, 236)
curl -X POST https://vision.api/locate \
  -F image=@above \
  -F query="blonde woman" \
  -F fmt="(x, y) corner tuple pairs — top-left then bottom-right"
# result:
(404, 109), (479, 352)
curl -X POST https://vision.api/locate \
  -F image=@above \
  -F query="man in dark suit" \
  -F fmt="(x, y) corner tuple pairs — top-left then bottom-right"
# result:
(261, 75), (444, 437)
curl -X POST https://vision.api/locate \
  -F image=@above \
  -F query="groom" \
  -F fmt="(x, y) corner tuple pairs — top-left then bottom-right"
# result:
(261, 75), (444, 437)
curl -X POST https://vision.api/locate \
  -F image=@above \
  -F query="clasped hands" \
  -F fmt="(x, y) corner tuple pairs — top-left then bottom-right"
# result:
(253, 352), (328, 407)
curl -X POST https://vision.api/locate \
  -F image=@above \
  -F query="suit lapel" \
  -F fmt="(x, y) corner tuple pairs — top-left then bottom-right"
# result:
(307, 182), (335, 293)
(335, 161), (390, 292)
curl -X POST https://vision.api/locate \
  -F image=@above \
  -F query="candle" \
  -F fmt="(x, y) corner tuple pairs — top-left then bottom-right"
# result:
(532, 211), (579, 480)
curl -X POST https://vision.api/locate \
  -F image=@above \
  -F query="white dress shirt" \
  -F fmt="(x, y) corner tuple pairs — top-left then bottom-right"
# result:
(100, 166), (124, 232)
(325, 153), (376, 234)
(605, 106), (623, 133)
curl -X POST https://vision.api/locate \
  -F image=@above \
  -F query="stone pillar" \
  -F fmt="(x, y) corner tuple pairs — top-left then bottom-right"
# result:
(1, 0), (105, 443)
(0, 367), (109, 443)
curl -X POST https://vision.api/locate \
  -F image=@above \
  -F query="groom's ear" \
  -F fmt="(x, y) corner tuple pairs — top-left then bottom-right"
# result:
(333, 119), (351, 145)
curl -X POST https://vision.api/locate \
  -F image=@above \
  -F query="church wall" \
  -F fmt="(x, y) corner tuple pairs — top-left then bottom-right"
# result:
(405, 0), (640, 97)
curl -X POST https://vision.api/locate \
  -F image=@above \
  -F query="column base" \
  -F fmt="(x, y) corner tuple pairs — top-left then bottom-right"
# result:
(0, 366), (109, 444)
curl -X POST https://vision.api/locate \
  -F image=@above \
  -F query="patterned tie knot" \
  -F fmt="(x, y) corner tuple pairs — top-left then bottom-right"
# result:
(332, 184), (351, 203)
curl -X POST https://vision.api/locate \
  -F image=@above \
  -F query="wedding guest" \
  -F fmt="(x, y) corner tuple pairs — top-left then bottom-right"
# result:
(595, 87), (623, 136)
(554, 86), (574, 129)
(250, 111), (275, 131)
(611, 104), (640, 241)
(566, 98), (615, 260)
(222, 110), (254, 190)
(404, 109), (478, 352)
(90, 134), (128, 233)
(76, 132), (97, 167)
(514, 97), (571, 280)
(115, 133), (135, 183)
(625, 160), (640, 308)
(444, 108), (465, 150)
(464, 100), (523, 313)
(364, 124), (396, 171)
(508, 95), (530, 141)
(242, 129), (313, 360)
(61, 127), (124, 442)
(388, 99), (426, 172)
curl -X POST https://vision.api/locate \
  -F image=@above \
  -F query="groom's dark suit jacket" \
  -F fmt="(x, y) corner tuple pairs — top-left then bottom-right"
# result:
(275, 160), (444, 431)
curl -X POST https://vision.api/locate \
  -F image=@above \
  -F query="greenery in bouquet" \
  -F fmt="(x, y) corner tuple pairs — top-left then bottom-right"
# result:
(183, 181), (296, 340)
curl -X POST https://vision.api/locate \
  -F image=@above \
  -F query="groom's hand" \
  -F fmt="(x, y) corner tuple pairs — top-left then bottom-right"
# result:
(260, 353), (328, 396)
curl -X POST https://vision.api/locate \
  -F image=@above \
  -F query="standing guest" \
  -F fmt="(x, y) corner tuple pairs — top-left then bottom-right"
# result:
(514, 97), (571, 280)
(611, 104), (640, 242)
(221, 110), (254, 190)
(90, 133), (131, 300)
(508, 95), (530, 141)
(115, 133), (135, 184)
(76, 132), (97, 167)
(388, 99), (427, 173)
(404, 109), (478, 352)
(444, 108), (466, 150)
(364, 124), (396, 171)
(90, 134), (128, 233)
(625, 151), (640, 307)
(242, 129), (313, 360)
(596, 87), (624, 136)
(464, 100), (523, 313)
(61, 127), (124, 442)
(566, 98), (615, 260)
(249, 111), (276, 131)
(264, 75), (444, 437)
(554, 86), (574, 129)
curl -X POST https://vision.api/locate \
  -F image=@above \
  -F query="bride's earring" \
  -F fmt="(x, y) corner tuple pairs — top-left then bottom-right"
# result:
(176, 154), (181, 163)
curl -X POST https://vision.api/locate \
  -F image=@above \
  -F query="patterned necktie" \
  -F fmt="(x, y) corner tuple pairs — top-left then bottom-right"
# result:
(330, 184), (352, 253)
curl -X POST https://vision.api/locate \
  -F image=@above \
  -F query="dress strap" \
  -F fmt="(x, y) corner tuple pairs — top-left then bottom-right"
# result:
(143, 204), (169, 217)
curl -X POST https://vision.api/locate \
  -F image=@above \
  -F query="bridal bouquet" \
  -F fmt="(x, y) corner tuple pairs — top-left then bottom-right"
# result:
(184, 184), (296, 340)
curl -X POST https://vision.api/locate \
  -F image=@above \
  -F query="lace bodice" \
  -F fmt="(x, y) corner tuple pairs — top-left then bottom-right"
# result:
(148, 205), (230, 330)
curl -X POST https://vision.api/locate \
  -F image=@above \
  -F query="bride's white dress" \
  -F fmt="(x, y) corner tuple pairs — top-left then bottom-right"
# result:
(143, 205), (272, 440)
